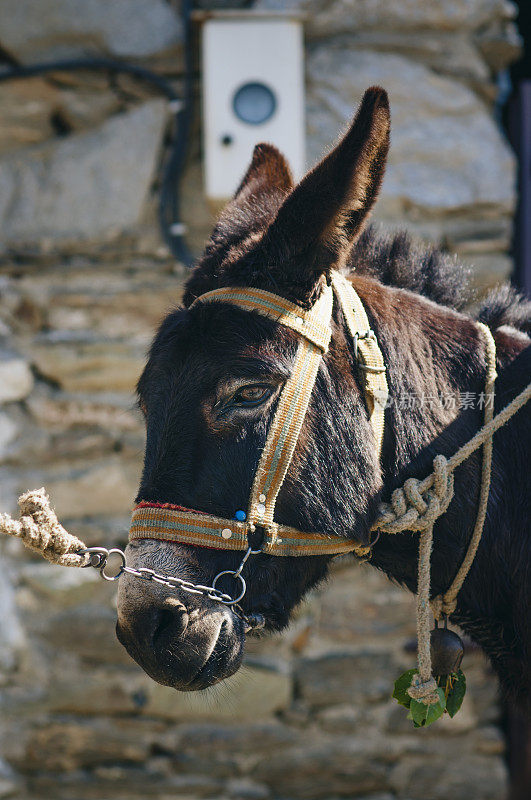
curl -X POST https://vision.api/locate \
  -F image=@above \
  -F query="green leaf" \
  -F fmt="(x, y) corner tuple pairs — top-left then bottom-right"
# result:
(446, 670), (466, 718)
(410, 688), (446, 727)
(393, 669), (418, 708)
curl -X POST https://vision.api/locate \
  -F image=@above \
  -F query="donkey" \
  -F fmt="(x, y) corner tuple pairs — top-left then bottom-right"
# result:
(116, 87), (530, 710)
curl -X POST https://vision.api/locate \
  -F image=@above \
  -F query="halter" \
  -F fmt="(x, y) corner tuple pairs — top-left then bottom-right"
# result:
(129, 271), (388, 566)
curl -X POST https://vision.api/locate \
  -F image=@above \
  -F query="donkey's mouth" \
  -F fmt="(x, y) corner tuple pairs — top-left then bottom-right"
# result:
(148, 603), (245, 692)
(116, 569), (246, 692)
(183, 616), (244, 691)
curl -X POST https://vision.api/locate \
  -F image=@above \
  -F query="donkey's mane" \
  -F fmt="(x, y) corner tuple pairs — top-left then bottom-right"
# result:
(351, 225), (531, 334)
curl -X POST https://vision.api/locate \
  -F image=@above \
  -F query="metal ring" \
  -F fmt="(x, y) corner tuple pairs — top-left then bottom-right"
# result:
(100, 548), (126, 581)
(211, 570), (246, 605)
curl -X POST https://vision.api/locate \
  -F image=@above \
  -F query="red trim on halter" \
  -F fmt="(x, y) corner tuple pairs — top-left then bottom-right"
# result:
(135, 501), (208, 515)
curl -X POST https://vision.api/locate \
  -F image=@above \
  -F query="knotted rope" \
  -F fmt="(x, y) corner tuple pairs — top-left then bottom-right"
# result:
(0, 488), (88, 567)
(373, 324), (531, 705)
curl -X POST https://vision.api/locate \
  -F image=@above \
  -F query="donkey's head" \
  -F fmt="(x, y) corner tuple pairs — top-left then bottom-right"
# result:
(116, 88), (390, 689)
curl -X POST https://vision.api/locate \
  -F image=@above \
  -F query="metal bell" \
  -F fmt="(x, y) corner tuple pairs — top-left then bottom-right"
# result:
(430, 623), (464, 676)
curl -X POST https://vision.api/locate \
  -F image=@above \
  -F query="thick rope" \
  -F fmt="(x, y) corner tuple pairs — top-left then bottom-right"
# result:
(410, 325), (495, 703)
(410, 515), (440, 703)
(431, 323), (497, 618)
(0, 488), (88, 567)
(373, 326), (531, 704)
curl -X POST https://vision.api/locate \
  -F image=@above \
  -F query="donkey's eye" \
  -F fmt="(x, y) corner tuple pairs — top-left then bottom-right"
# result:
(232, 384), (272, 407)
(213, 379), (281, 422)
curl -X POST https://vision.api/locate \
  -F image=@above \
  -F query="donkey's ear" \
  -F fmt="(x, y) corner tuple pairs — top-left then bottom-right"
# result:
(233, 143), (294, 200)
(264, 87), (390, 280)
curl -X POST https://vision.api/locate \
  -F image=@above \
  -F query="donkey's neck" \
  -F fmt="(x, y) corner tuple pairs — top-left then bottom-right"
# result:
(349, 276), (529, 672)
(354, 278), (531, 707)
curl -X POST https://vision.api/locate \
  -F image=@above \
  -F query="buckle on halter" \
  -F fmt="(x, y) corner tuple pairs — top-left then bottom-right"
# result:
(353, 329), (375, 361)
(248, 524), (268, 550)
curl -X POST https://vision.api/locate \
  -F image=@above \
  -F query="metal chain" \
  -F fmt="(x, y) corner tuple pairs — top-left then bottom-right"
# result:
(79, 545), (260, 607)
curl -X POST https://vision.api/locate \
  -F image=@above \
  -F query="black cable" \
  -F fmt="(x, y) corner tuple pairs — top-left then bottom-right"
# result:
(0, 46), (195, 265)
(0, 58), (180, 98)
(158, 0), (195, 267)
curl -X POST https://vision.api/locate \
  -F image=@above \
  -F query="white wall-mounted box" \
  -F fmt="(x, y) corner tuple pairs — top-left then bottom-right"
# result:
(199, 11), (305, 204)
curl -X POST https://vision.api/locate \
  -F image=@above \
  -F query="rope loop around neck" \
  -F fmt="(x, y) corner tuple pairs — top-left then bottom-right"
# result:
(373, 321), (502, 704)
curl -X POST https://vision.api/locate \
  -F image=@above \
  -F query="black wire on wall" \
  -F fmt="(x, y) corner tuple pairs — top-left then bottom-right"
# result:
(0, 0), (195, 266)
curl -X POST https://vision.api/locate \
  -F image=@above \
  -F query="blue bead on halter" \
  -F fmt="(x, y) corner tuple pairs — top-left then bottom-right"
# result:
(234, 510), (246, 522)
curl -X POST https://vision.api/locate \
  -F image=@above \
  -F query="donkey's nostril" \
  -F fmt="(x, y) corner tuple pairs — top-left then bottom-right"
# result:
(153, 597), (189, 644)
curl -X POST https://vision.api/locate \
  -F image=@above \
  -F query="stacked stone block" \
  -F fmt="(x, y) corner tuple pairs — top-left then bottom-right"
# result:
(0, 1), (520, 798)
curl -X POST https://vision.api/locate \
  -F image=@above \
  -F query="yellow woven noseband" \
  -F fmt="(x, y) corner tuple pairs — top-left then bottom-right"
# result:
(129, 271), (387, 558)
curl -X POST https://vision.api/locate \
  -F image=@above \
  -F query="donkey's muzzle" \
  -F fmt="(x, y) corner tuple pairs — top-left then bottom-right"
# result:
(116, 577), (245, 691)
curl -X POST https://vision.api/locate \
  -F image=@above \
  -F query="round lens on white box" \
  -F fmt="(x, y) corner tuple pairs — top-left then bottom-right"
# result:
(232, 82), (277, 125)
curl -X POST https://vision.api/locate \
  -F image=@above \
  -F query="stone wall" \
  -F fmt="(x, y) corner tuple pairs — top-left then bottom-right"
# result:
(0, 2), (520, 799)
